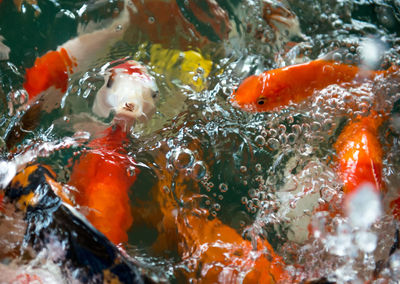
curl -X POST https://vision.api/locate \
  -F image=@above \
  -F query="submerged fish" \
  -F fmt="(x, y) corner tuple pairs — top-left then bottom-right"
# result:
(3, 164), (151, 283)
(67, 60), (157, 245)
(230, 59), (392, 112)
(333, 113), (384, 195)
(139, 144), (291, 283)
(69, 125), (138, 245)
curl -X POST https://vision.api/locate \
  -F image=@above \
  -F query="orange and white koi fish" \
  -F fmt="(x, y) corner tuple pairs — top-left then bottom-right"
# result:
(68, 61), (158, 245)
(333, 113), (385, 195)
(231, 59), (393, 112)
(23, 2), (131, 107)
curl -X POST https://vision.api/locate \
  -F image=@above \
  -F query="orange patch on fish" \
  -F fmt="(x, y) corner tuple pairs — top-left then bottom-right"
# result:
(69, 126), (137, 245)
(334, 114), (384, 194)
(24, 48), (76, 99)
(175, 211), (290, 283)
(147, 142), (290, 283)
(231, 59), (384, 112)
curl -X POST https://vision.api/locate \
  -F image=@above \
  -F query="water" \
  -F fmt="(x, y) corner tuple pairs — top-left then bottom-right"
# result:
(1, 0), (400, 283)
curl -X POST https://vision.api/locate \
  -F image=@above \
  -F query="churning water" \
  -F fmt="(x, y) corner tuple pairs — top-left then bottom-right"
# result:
(1, 0), (400, 283)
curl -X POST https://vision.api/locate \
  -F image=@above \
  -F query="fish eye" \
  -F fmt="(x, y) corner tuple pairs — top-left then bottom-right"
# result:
(152, 90), (159, 99)
(257, 98), (266, 105)
(106, 75), (114, 88)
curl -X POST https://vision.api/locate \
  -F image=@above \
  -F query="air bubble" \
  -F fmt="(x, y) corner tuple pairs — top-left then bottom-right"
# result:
(255, 135), (265, 146)
(267, 138), (280, 150)
(127, 166), (136, 177)
(240, 166), (247, 173)
(255, 164), (262, 172)
(219, 183), (228, 193)
(171, 148), (194, 170)
(162, 186), (170, 193)
(192, 161), (207, 181)
(148, 16), (155, 24)
(287, 133), (296, 145)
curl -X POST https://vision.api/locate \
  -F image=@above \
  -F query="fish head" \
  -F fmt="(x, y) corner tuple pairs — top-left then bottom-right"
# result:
(93, 60), (158, 126)
(230, 72), (287, 112)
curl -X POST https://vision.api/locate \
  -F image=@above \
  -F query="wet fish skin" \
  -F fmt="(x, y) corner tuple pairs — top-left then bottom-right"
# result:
(231, 59), (388, 112)
(4, 164), (152, 284)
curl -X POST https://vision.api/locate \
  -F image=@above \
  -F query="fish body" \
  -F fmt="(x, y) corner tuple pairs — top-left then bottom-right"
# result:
(333, 114), (384, 195)
(144, 144), (290, 283)
(69, 126), (138, 245)
(174, 211), (289, 283)
(231, 59), (384, 112)
(4, 164), (150, 284)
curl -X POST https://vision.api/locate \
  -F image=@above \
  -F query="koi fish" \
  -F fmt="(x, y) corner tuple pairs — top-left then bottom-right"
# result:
(308, 113), (385, 239)
(67, 59), (157, 245)
(230, 59), (389, 112)
(141, 143), (290, 283)
(68, 125), (137, 245)
(333, 113), (384, 195)
(6, 3), (132, 149)
(173, 210), (290, 283)
(3, 164), (152, 284)
(126, 0), (230, 50)
(23, 5), (130, 104)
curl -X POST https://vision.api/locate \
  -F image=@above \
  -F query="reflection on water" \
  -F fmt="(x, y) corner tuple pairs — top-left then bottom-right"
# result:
(1, 0), (400, 282)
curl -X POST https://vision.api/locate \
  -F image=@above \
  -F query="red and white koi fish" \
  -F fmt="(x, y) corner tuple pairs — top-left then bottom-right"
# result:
(93, 59), (158, 126)
(231, 58), (395, 112)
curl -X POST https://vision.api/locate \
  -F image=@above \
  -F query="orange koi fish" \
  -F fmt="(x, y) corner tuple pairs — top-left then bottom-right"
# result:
(174, 210), (290, 283)
(69, 125), (137, 245)
(333, 113), (384, 195)
(231, 59), (389, 112)
(142, 143), (290, 283)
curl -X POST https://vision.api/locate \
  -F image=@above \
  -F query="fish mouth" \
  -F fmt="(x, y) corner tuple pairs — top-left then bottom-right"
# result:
(114, 100), (156, 125)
